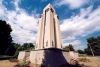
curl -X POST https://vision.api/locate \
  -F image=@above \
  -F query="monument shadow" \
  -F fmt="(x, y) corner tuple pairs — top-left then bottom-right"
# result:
(40, 48), (81, 67)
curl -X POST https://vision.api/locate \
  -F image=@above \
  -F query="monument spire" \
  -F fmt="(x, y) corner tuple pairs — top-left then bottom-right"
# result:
(36, 3), (62, 49)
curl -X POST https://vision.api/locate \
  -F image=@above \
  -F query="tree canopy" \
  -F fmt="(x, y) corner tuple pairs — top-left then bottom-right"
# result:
(14, 43), (35, 57)
(63, 44), (74, 51)
(0, 20), (12, 55)
(85, 36), (100, 55)
(77, 50), (85, 54)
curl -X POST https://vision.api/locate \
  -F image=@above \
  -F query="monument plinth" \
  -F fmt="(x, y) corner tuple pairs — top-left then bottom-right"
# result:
(18, 3), (78, 67)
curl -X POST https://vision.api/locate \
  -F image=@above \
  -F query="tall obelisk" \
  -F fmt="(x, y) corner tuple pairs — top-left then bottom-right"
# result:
(18, 4), (78, 67)
(36, 3), (62, 49)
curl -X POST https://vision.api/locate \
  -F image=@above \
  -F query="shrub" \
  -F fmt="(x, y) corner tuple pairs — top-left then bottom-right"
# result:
(14, 57), (30, 67)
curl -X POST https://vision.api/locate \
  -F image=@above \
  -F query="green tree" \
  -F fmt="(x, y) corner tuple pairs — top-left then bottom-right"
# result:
(12, 42), (21, 49)
(5, 45), (16, 56)
(14, 46), (24, 57)
(5, 42), (21, 56)
(77, 50), (85, 54)
(14, 43), (35, 57)
(63, 44), (74, 51)
(86, 36), (100, 55)
(69, 44), (74, 51)
(22, 43), (35, 50)
(0, 20), (12, 55)
(63, 46), (69, 51)
(84, 48), (92, 55)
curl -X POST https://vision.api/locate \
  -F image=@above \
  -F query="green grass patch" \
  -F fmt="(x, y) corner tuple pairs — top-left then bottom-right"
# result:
(0, 55), (14, 60)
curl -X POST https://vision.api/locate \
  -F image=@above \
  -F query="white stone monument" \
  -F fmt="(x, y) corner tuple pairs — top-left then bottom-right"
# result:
(35, 3), (62, 49)
(18, 3), (78, 67)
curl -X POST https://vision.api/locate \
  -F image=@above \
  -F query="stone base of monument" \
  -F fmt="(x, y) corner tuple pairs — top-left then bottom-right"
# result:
(18, 48), (78, 67)
(30, 48), (71, 67)
(18, 50), (30, 61)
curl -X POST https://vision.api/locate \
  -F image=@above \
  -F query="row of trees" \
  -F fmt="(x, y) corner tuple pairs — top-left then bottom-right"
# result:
(5, 42), (35, 57)
(62, 36), (100, 56)
(77, 36), (100, 56)
(0, 20), (35, 57)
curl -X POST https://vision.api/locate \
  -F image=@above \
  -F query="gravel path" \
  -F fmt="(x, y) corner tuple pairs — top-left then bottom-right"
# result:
(0, 60), (17, 67)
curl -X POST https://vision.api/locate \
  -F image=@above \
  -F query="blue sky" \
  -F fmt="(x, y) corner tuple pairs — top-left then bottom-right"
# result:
(0, 0), (100, 50)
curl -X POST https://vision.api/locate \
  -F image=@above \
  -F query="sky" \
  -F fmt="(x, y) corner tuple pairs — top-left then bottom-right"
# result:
(0, 0), (100, 50)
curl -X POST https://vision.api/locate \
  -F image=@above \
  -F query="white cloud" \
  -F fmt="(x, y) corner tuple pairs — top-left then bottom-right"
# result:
(0, 0), (39, 44)
(63, 40), (81, 46)
(53, 0), (90, 9)
(62, 39), (86, 50)
(60, 6), (100, 39)
(74, 45), (85, 50)
(60, 5), (100, 48)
